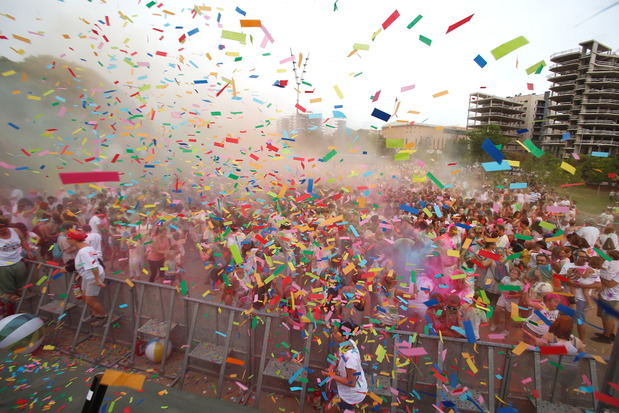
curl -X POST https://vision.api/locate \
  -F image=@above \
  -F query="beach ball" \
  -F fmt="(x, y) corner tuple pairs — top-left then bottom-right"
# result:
(0, 313), (45, 354)
(144, 339), (172, 363)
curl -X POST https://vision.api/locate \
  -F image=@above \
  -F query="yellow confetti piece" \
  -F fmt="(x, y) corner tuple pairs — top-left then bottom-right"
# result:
(560, 161), (576, 175)
(447, 249), (460, 257)
(2, 70), (16, 76)
(512, 341), (528, 356)
(27, 95), (41, 101)
(124, 279), (135, 288)
(462, 238), (472, 250)
(333, 85), (344, 99)
(507, 160), (520, 167)
(43, 345), (55, 350)
(432, 90), (449, 98)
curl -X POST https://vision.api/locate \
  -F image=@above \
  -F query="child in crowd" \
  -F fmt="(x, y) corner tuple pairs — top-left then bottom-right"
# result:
(522, 293), (560, 346)
(162, 247), (181, 286)
(569, 256), (603, 339)
(493, 268), (524, 335)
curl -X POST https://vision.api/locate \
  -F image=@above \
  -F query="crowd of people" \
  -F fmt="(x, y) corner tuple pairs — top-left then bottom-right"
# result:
(0, 179), (618, 409)
(1, 180), (617, 348)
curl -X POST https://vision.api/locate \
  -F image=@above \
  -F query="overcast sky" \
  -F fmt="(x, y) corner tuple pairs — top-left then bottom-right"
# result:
(1, 0), (618, 131)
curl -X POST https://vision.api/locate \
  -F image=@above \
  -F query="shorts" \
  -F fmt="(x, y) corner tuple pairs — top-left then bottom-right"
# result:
(81, 277), (104, 297)
(337, 399), (357, 411)
(597, 297), (619, 321)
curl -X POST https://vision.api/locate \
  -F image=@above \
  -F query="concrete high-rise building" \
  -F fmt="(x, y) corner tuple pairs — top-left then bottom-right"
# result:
(542, 40), (619, 158)
(466, 92), (548, 150)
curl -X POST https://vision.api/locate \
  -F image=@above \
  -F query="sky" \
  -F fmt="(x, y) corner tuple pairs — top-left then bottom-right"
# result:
(1, 0), (618, 131)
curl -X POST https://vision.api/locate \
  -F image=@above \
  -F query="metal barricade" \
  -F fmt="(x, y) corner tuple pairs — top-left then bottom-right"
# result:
(9, 261), (614, 413)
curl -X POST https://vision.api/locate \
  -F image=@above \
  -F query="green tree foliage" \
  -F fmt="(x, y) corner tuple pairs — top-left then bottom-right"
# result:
(579, 155), (619, 184)
(465, 125), (510, 161)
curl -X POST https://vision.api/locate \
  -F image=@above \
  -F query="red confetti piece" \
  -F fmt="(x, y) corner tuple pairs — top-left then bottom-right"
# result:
(446, 13), (474, 34)
(59, 171), (120, 184)
(382, 9), (400, 30)
(111, 154), (120, 163)
(155, 51), (167, 56)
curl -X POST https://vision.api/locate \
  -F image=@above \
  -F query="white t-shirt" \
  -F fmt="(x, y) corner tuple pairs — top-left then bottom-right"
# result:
(599, 259), (619, 302)
(86, 232), (103, 259)
(574, 271), (600, 301)
(336, 340), (368, 405)
(600, 233), (618, 250)
(576, 226), (600, 249)
(0, 228), (23, 266)
(75, 246), (105, 281)
(526, 308), (559, 336)
(89, 215), (102, 234)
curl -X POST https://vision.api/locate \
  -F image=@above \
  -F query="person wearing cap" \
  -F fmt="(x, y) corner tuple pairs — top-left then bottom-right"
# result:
(67, 229), (107, 325)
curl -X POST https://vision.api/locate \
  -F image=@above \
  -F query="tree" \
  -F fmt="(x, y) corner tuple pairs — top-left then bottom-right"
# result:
(579, 155), (619, 185)
(464, 125), (510, 162)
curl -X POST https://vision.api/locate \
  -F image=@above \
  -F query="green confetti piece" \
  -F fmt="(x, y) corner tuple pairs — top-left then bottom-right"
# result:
(394, 152), (410, 161)
(386, 138), (405, 148)
(523, 139), (544, 158)
(526, 60), (546, 75)
(211, 111), (222, 116)
(230, 243), (243, 265)
(180, 280), (188, 296)
(515, 234), (533, 241)
(321, 149), (337, 162)
(426, 172), (444, 189)
(353, 43), (369, 51)
(539, 221), (556, 230)
(146, 0), (156, 7)
(593, 248), (612, 262)
(498, 285), (522, 291)
(407, 15), (423, 29)
(221, 30), (247, 44)
(490, 36), (529, 60)
(505, 252), (522, 261)
(419, 35), (432, 46)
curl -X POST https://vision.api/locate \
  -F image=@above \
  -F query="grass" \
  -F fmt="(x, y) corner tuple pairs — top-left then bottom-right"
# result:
(559, 186), (611, 218)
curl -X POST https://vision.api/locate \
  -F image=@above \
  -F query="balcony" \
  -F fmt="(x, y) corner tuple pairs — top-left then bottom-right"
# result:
(580, 129), (618, 136)
(550, 48), (581, 61)
(548, 71), (578, 82)
(583, 98), (619, 105)
(577, 139), (619, 147)
(588, 77), (619, 84)
(468, 105), (524, 114)
(581, 108), (619, 115)
(549, 92), (573, 103)
(548, 102), (572, 111)
(549, 60), (580, 72)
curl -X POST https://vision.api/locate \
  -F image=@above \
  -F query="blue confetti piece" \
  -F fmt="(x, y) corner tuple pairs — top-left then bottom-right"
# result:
(482, 160), (511, 172)
(455, 223), (472, 230)
(534, 309), (552, 325)
(400, 204), (419, 214)
(371, 108), (391, 122)
(332, 110), (347, 118)
(591, 151), (609, 157)
(463, 319), (477, 343)
(235, 6), (246, 16)
(482, 138), (504, 164)
(474, 54), (487, 68)
(424, 298), (439, 307)
(509, 182), (528, 189)
(194, 79), (208, 84)
(562, 132), (571, 141)
(516, 128), (528, 134)
(8, 122), (20, 130)
(187, 28), (199, 36)
(558, 303), (576, 317)
(288, 367), (305, 384)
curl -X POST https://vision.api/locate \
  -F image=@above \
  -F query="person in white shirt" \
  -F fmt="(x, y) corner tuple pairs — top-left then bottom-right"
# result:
(599, 226), (618, 251)
(88, 209), (105, 234)
(322, 322), (368, 412)
(592, 250), (619, 343)
(576, 218), (600, 248)
(67, 230), (107, 325)
(84, 224), (103, 259)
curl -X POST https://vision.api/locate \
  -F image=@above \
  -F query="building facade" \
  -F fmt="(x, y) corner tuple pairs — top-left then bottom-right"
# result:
(467, 92), (547, 145)
(380, 123), (467, 152)
(542, 40), (619, 158)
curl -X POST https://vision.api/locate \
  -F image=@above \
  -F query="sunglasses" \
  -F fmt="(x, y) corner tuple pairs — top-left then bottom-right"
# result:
(446, 306), (459, 311)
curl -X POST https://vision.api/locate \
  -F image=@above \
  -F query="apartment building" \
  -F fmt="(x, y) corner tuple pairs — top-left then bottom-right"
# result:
(542, 40), (619, 158)
(466, 92), (547, 148)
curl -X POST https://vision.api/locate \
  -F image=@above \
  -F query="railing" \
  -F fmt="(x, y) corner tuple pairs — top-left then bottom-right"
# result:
(547, 71), (578, 80)
(550, 47), (581, 59)
(588, 78), (619, 83)
(549, 61), (580, 71)
(9, 261), (613, 413)
(469, 102), (524, 111)
(583, 99), (619, 104)
(580, 129), (618, 136)
(576, 139), (619, 146)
